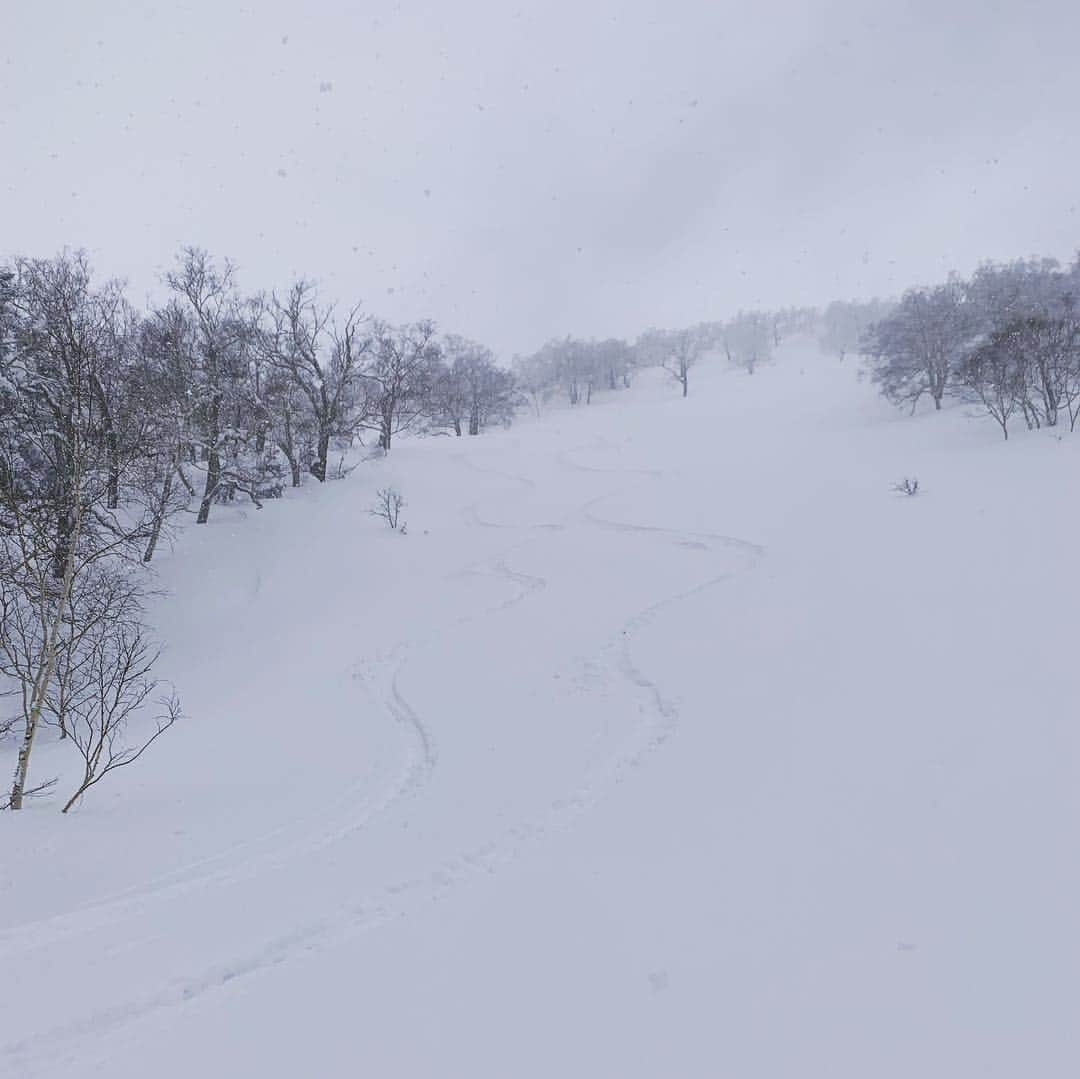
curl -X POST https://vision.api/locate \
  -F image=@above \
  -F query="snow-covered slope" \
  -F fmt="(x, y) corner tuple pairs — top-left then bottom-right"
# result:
(2, 344), (1077, 1077)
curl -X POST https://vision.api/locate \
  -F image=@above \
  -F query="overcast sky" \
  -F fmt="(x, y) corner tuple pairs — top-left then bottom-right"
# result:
(4, 1), (1079, 355)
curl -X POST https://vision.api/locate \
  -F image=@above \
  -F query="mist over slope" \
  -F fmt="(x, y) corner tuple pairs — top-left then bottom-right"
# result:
(2, 343), (1077, 1077)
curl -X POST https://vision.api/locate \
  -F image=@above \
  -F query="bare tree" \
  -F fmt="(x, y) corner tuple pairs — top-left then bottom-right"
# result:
(165, 248), (253, 524)
(956, 325), (1027, 440)
(1, 254), (154, 809)
(128, 307), (196, 562)
(1, 446), (86, 809)
(261, 281), (371, 481)
(263, 366), (312, 487)
(57, 574), (180, 813)
(1013, 312), (1080, 429)
(364, 320), (441, 449)
(724, 311), (773, 375)
(438, 336), (516, 434)
(866, 282), (972, 412)
(511, 352), (553, 417)
(819, 298), (894, 360)
(370, 487), (405, 530)
(633, 327), (702, 397)
(428, 355), (471, 436)
(662, 329), (700, 397)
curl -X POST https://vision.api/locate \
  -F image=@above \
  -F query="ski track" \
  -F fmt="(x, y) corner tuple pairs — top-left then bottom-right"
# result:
(0, 535), (549, 960)
(3, 439), (764, 1076)
(0, 447), (584, 960)
(455, 453), (564, 532)
(0, 542), (540, 959)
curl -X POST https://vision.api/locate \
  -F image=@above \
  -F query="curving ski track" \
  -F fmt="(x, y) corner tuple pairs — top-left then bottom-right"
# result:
(2, 438), (764, 1076)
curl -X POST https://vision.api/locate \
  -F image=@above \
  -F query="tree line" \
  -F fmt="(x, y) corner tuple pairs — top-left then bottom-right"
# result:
(0, 244), (820, 814)
(9, 243), (765, 814)
(8, 240), (1065, 813)
(864, 256), (1080, 438)
(514, 306), (820, 405)
(0, 247), (517, 811)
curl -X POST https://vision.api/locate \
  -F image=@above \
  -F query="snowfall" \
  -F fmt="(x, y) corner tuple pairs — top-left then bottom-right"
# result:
(1, 342), (1076, 1077)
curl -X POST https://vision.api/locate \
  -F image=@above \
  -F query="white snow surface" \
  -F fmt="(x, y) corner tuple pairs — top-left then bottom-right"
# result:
(2, 343), (1077, 1077)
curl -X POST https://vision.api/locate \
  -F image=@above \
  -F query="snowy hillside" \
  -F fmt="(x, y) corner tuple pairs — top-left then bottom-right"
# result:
(2, 343), (1077, 1077)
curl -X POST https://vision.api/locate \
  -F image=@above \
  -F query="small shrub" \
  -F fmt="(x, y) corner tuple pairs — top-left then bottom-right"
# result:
(892, 476), (919, 496)
(371, 487), (406, 530)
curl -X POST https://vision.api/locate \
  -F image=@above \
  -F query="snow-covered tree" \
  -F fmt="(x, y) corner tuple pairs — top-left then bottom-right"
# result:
(865, 282), (972, 411)
(261, 281), (372, 480)
(365, 320), (441, 449)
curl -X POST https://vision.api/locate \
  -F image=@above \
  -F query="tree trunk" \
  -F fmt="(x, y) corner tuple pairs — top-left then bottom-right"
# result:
(196, 448), (219, 524)
(176, 463), (196, 496)
(143, 462), (176, 563)
(280, 411), (301, 486)
(53, 504), (74, 580)
(91, 376), (120, 509)
(142, 447), (180, 565)
(196, 397), (220, 524)
(10, 475), (82, 809)
(313, 431), (330, 482)
(61, 782), (88, 815)
(10, 702), (43, 810)
(51, 429), (74, 579)
(105, 431), (120, 509)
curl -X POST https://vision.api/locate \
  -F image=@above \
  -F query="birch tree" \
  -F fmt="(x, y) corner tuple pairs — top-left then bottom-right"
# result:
(364, 320), (441, 449)
(0, 253), (167, 809)
(262, 281), (371, 480)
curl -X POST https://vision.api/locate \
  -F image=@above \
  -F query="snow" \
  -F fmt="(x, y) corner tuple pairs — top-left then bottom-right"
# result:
(2, 343), (1077, 1077)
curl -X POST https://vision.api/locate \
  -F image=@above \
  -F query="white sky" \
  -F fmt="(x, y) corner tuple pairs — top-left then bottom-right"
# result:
(4, 0), (1079, 355)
